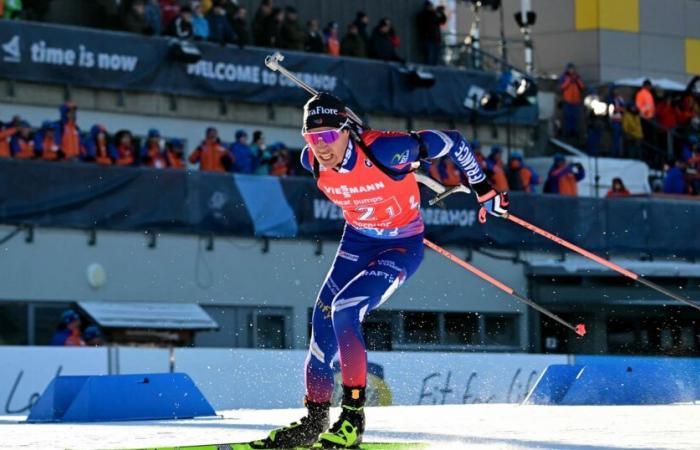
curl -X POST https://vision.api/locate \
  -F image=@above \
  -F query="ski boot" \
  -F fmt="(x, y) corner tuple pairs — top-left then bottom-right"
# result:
(249, 397), (330, 449)
(314, 386), (365, 449)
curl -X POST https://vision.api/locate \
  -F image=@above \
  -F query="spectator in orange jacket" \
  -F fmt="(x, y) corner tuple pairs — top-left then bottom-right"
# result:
(559, 63), (585, 139)
(606, 177), (630, 198)
(267, 142), (293, 176)
(485, 146), (509, 192)
(0, 117), (19, 158)
(471, 139), (487, 171)
(35, 120), (61, 161)
(114, 129), (138, 167)
(506, 152), (539, 193)
(429, 157), (465, 186)
(189, 127), (232, 172)
(84, 124), (117, 165)
(141, 128), (168, 168)
(635, 79), (656, 120)
(10, 121), (36, 159)
(164, 139), (186, 169)
(325, 22), (340, 56)
(54, 101), (82, 161)
(543, 154), (585, 196)
(50, 310), (85, 346)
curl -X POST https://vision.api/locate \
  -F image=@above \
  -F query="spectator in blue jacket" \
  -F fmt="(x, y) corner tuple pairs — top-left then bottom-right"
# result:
(208, 0), (236, 44)
(663, 160), (689, 194)
(229, 129), (255, 174)
(83, 124), (118, 165)
(191, 1), (210, 41)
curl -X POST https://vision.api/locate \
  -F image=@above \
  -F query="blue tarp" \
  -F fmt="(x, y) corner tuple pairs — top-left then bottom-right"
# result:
(0, 20), (537, 124)
(1, 159), (700, 258)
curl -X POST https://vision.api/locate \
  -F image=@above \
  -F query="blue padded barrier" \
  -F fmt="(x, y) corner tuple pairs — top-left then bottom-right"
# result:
(523, 364), (583, 405)
(27, 373), (216, 422)
(524, 359), (700, 405)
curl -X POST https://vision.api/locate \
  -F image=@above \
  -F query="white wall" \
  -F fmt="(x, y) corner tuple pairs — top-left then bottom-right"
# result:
(0, 226), (530, 349)
(0, 346), (566, 415)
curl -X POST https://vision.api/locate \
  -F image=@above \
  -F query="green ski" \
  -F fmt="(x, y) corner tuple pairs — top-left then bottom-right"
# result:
(117, 442), (428, 450)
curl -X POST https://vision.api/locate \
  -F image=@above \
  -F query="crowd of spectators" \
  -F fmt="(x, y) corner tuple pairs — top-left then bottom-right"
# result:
(1, 0), (452, 65)
(0, 102), (296, 176)
(429, 140), (588, 197)
(558, 64), (700, 196)
(50, 309), (104, 347)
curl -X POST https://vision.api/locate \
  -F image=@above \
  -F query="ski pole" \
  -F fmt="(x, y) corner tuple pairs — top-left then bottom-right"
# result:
(423, 238), (586, 336)
(264, 52), (365, 126)
(505, 213), (700, 313)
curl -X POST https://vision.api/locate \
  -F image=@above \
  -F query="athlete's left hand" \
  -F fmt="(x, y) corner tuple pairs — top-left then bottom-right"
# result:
(477, 190), (509, 224)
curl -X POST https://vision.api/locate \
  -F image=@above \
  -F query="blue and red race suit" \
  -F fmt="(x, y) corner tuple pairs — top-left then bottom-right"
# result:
(301, 129), (488, 402)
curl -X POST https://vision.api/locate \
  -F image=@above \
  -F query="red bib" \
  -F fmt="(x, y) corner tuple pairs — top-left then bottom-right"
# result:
(312, 140), (422, 236)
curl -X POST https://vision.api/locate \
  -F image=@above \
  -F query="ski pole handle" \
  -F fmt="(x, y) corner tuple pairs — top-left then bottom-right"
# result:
(264, 52), (365, 127)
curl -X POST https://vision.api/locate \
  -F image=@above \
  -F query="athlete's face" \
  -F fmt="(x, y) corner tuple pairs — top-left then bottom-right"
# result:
(306, 127), (350, 169)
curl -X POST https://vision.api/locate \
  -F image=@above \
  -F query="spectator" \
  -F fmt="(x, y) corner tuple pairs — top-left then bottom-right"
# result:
(189, 127), (232, 172)
(269, 143), (292, 176)
(635, 79), (656, 121)
(305, 19), (325, 53)
(166, 5), (193, 39)
(543, 154), (585, 196)
(324, 22), (340, 56)
(159, 0), (181, 29)
(353, 11), (370, 49)
(10, 121), (36, 160)
(606, 177), (630, 198)
(506, 152), (539, 193)
(0, 117), (19, 158)
(252, 0), (273, 47)
(208, 0), (237, 44)
(141, 128), (167, 168)
(54, 101), (82, 161)
(144, 0), (162, 35)
(485, 146), (509, 192)
(231, 7), (251, 47)
(35, 121), (60, 161)
(622, 103), (643, 159)
(164, 139), (186, 168)
(269, 7), (284, 47)
(83, 325), (104, 346)
(429, 157), (464, 186)
(663, 159), (689, 194)
(416, 0), (446, 65)
(585, 108), (605, 156)
(251, 130), (271, 175)
(83, 124), (117, 165)
(191, 1), (210, 41)
(2, 0), (22, 19)
(340, 23), (366, 58)
(278, 6), (305, 50)
(369, 18), (403, 62)
(656, 93), (678, 131)
(608, 84), (626, 157)
(50, 310), (85, 346)
(558, 63), (585, 140)
(229, 129), (255, 174)
(121, 0), (158, 35)
(471, 139), (487, 170)
(114, 129), (138, 166)
(677, 80), (699, 127)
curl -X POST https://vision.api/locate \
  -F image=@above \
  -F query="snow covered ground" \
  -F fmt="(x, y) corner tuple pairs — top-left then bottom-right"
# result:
(3, 403), (700, 450)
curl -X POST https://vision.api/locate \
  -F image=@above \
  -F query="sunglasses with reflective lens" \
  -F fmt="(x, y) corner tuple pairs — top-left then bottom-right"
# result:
(302, 120), (349, 146)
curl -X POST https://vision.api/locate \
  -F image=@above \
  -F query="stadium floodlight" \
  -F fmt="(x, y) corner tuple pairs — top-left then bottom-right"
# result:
(584, 95), (614, 117)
